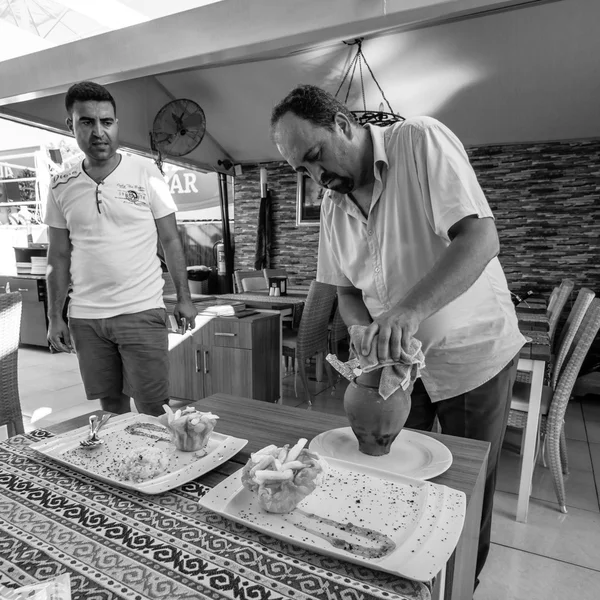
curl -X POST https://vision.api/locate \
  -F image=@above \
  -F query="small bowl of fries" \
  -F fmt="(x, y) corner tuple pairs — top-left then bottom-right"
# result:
(241, 438), (327, 513)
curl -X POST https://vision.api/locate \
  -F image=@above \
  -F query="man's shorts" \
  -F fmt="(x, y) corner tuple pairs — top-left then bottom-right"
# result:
(69, 308), (169, 410)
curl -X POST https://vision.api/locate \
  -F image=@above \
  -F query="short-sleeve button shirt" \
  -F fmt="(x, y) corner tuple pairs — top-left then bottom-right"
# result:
(317, 117), (525, 401)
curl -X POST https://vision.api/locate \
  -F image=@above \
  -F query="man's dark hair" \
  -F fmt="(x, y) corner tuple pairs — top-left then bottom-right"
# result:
(65, 81), (116, 115)
(271, 84), (356, 131)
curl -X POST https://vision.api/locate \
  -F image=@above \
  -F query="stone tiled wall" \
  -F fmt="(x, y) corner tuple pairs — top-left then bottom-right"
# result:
(233, 139), (600, 300)
(233, 163), (319, 284)
(469, 140), (600, 300)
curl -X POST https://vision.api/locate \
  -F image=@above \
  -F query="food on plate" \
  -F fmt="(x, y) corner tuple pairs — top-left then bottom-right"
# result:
(162, 405), (219, 452)
(241, 438), (327, 513)
(117, 446), (169, 482)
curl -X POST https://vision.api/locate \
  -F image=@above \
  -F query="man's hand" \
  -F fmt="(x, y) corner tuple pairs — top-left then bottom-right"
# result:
(174, 299), (197, 331)
(361, 306), (421, 363)
(47, 318), (74, 353)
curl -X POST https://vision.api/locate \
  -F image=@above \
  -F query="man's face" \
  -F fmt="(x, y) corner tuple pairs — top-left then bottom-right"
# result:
(274, 112), (357, 194)
(68, 100), (119, 163)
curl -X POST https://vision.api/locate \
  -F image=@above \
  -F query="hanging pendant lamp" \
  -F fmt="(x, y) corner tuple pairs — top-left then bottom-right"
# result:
(335, 38), (404, 127)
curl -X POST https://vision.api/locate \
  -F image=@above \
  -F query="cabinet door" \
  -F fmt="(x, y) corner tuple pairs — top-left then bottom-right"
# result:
(169, 334), (203, 401)
(203, 346), (252, 398)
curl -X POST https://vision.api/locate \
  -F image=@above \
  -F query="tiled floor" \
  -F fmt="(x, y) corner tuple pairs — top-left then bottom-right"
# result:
(6, 346), (600, 599)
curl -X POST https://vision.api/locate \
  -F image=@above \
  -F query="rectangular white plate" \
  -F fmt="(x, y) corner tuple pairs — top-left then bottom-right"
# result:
(31, 413), (247, 495)
(199, 456), (465, 582)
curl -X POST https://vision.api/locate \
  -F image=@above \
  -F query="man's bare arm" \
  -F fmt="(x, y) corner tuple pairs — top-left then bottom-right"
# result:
(337, 284), (372, 327)
(363, 215), (500, 360)
(155, 213), (197, 328)
(46, 226), (73, 351)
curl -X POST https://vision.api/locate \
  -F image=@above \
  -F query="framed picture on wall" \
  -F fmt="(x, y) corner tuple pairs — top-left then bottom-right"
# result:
(296, 172), (324, 226)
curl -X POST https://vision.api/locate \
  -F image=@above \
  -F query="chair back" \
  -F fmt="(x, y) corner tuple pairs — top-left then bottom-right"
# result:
(329, 304), (348, 354)
(547, 286), (560, 315)
(547, 279), (574, 343)
(234, 270), (268, 293)
(263, 268), (288, 283)
(296, 281), (337, 359)
(0, 292), (25, 436)
(551, 287), (595, 388)
(548, 298), (600, 427)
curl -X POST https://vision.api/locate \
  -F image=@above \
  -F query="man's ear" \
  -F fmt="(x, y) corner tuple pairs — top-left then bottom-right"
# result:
(334, 112), (354, 139)
(66, 117), (73, 132)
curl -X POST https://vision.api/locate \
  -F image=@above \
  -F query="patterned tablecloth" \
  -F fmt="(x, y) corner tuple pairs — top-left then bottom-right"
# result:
(0, 431), (430, 600)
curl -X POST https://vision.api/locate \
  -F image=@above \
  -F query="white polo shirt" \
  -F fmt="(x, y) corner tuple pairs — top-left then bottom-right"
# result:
(317, 117), (525, 401)
(44, 153), (177, 319)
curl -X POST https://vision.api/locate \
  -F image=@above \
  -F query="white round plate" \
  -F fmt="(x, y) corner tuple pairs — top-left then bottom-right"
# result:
(309, 427), (453, 480)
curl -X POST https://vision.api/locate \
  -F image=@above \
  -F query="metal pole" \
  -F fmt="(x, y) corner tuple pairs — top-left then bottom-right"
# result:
(217, 172), (234, 293)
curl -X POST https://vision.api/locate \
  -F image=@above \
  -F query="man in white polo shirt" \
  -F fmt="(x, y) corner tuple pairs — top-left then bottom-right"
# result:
(271, 85), (526, 586)
(45, 81), (197, 417)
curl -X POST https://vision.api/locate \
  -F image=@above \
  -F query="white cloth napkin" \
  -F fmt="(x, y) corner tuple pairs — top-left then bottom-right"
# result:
(348, 324), (425, 400)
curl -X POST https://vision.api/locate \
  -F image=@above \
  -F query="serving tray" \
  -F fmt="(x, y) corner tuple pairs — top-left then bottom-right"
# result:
(199, 455), (465, 582)
(31, 412), (247, 494)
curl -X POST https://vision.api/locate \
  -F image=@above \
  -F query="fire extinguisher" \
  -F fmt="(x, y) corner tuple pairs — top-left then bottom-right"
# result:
(214, 240), (226, 275)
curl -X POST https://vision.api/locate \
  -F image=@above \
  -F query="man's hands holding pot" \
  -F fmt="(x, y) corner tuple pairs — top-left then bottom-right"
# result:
(360, 305), (422, 363)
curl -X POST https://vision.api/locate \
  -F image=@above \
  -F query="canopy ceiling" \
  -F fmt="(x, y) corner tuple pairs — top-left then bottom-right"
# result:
(0, 0), (598, 173)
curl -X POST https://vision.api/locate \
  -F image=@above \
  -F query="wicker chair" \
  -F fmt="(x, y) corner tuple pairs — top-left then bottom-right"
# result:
(282, 281), (337, 405)
(547, 278), (574, 344)
(328, 304), (348, 356)
(515, 278), (577, 387)
(234, 270), (268, 293)
(551, 287), (595, 388)
(508, 298), (600, 513)
(1, 292), (25, 437)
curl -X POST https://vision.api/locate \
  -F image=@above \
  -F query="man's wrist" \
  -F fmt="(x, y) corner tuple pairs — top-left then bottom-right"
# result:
(392, 297), (427, 322)
(176, 290), (192, 302)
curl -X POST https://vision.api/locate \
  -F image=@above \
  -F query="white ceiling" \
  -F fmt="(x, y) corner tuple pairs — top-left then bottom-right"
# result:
(0, 0), (598, 173)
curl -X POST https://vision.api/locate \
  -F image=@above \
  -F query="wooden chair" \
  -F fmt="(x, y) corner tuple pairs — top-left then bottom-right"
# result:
(1, 292), (25, 437)
(282, 281), (337, 405)
(507, 298), (600, 513)
(234, 270), (268, 293)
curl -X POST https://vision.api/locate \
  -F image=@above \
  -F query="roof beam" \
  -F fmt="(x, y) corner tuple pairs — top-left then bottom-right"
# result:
(0, 0), (546, 105)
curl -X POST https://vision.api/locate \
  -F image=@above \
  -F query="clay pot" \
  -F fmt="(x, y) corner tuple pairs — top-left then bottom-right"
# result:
(343, 369), (411, 456)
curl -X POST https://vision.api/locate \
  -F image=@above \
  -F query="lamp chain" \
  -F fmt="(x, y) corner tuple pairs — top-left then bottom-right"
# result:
(334, 38), (401, 123)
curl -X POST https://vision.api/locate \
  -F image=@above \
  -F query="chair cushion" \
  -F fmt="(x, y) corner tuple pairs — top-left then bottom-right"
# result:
(511, 380), (553, 416)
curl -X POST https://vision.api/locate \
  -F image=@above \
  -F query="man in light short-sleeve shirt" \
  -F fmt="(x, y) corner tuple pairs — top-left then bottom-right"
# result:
(45, 81), (197, 417)
(271, 85), (525, 585)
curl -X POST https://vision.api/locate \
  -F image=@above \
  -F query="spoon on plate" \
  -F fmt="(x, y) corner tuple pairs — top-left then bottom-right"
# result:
(80, 413), (112, 448)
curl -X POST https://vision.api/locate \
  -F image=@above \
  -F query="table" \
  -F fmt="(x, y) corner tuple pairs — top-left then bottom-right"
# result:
(219, 291), (306, 328)
(0, 394), (489, 600)
(514, 298), (551, 523)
